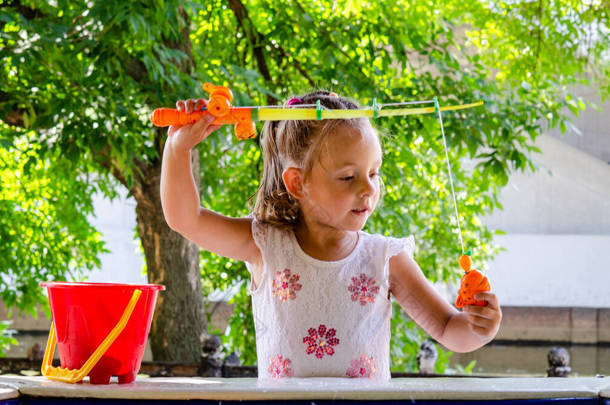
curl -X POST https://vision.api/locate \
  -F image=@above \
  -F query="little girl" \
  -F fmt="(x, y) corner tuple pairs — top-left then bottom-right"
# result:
(160, 90), (502, 380)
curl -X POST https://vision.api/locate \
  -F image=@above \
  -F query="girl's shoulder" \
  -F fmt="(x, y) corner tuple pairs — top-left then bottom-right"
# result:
(249, 215), (293, 249)
(250, 215), (267, 243)
(360, 231), (415, 260)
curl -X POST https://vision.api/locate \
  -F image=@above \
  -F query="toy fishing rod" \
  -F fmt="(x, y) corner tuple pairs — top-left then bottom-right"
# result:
(150, 83), (483, 140)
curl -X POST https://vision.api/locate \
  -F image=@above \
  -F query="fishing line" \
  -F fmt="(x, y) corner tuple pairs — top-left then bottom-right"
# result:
(434, 97), (465, 255)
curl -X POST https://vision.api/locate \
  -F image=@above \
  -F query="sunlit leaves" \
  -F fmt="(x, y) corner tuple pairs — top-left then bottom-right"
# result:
(0, 125), (107, 316)
(0, 321), (17, 357)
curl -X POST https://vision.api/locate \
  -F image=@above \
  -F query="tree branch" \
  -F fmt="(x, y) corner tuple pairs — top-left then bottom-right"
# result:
(228, 0), (320, 95)
(292, 0), (375, 88)
(535, 0), (543, 77)
(90, 144), (130, 190)
(293, 0), (353, 62)
(0, 91), (25, 127)
(1, 0), (44, 25)
(227, 0), (272, 84)
(273, 42), (316, 88)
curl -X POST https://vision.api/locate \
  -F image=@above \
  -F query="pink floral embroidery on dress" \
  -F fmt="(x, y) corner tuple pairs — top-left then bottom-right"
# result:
(302, 324), (340, 359)
(268, 354), (294, 378)
(347, 273), (380, 306)
(271, 269), (302, 302)
(346, 354), (378, 378)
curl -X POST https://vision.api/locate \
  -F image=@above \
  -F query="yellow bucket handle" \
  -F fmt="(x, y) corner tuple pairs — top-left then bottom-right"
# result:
(41, 289), (142, 383)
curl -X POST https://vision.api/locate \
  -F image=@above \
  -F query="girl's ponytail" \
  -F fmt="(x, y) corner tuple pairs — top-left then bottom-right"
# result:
(253, 121), (301, 229)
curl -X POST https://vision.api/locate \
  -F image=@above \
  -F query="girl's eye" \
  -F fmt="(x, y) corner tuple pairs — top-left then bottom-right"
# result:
(370, 172), (379, 178)
(340, 176), (354, 181)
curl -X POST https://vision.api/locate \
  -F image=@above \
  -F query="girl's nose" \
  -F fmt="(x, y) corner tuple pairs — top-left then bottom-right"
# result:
(358, 177), (376, 197)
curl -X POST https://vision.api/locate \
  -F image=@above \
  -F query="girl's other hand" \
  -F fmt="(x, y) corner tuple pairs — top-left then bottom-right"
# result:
(463, 292), (502, 343)
(167, 98), (222, 153)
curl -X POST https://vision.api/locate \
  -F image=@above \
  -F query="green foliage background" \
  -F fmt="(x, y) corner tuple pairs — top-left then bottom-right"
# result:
(1, 0), (608, 369)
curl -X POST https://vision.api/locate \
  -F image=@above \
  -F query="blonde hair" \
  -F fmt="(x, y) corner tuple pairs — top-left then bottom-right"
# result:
(252, 90), (370, 230)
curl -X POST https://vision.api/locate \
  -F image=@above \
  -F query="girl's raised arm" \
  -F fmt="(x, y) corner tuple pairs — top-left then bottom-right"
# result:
(160, 98), (262, 267)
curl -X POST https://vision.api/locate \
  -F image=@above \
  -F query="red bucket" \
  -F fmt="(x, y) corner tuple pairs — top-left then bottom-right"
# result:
(41, 282), (164, 384)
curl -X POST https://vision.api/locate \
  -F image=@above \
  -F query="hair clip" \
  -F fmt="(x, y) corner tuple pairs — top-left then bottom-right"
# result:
(287, 97), (302, 106)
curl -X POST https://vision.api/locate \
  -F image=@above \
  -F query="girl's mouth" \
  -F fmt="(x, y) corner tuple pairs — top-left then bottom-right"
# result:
(351, 208), (369, 215)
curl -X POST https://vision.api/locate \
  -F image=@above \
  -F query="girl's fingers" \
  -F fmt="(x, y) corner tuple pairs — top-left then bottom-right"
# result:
(190, 113), (215, 138)
(185, 98), (199, 114)
(175, 98), (207, 114)
(192, 122), (221, 145)
(470, 324), (493, 340)
(195, 98), (207, 110)
(168, 98), (218, 147)
(464, 305), (497, 320)
(467, 314), (494, 329)
(203, 124), (222, 138)
(474, 292), (500, 309)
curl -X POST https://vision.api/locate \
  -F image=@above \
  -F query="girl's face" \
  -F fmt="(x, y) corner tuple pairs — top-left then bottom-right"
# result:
(301, 122), (382, 232)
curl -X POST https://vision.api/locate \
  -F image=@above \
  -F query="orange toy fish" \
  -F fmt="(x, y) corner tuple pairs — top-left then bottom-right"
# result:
(455, 253), (491, 308)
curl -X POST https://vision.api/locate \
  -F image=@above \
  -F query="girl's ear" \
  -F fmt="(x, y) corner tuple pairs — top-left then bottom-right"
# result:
(282, 167), (305, 200)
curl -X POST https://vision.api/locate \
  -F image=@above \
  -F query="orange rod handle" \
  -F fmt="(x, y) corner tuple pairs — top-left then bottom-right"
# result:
(150, 107), (254, 127)
(150, 108), (206, 127)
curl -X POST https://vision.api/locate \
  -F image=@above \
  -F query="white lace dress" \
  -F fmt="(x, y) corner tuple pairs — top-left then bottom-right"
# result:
(245, 218), (414, 380)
